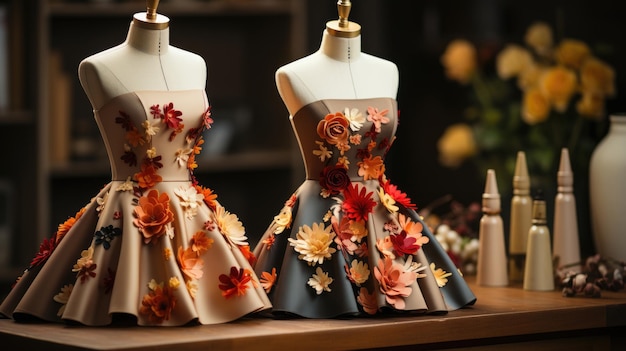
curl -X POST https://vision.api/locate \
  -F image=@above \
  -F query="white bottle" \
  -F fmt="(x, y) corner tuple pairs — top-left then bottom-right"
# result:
(477, 169), (508, 286)
(509, 151), (532, 281)
(523, 191), (555, 291)
(553, 148), (581, 272)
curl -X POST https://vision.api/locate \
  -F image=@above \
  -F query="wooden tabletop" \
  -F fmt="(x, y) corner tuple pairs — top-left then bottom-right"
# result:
(1, 277), (625, 351)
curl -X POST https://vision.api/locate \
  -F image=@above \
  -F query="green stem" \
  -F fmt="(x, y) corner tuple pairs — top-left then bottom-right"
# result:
(471, 73), (493, 110)
(568, 115), (584, 153)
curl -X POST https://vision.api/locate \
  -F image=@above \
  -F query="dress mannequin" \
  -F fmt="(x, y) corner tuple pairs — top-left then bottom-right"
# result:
(275, 8), (397, 115)
(253, 1), (475, 319)
(0, 1), (271, 326)
(79, 5), (206, 110)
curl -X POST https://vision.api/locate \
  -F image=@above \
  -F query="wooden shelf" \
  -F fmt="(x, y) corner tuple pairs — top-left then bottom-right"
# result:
(0, 110), (33, 125)
(1, 277), (625, 350)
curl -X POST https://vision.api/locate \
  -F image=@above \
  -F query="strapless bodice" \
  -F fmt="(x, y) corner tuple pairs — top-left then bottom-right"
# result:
(95, 90), (210, 181)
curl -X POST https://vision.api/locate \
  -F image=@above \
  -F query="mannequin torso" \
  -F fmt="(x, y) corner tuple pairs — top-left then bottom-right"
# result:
(79, 19), (206, 110)
(253, 20), (477, 319)
(275, 29), (399, 116)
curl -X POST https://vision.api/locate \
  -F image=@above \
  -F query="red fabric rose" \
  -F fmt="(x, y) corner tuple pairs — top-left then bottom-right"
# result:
(319, 165), (350, 195)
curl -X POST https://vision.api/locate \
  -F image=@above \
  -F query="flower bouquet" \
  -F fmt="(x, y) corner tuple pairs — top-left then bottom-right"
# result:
(437, 22), (616, 192)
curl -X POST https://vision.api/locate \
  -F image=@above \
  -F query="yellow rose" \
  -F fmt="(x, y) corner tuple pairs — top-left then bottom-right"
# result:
(554, 39), (591, 70)
(576, 93), (605, 120)
(437, 123), (477, 168)
(541, 66), (578, 112)
(496, 44), (534, 80)
(441, 39), (477, 85)
(522, 87), (550, 125)
(524, 22), (553, 56)
(517, 63), (543, 91)
(580, 57), (616, 97)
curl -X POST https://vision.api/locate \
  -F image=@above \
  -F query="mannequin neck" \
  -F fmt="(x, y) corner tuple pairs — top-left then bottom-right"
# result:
(125, 21), (169, 55)
(318, 30), (361, 62)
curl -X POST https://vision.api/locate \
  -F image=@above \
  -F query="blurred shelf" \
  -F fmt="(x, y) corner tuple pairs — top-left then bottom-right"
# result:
(0, 110), (33, 125)
(48, 0), (294, 17)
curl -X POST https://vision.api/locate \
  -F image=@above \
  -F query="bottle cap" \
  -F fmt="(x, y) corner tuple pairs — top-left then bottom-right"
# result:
(532, 189), (547, 224)
(482, 169), (501, 214)
(513, 151), (530, 195)
(557, 148), (573, 192)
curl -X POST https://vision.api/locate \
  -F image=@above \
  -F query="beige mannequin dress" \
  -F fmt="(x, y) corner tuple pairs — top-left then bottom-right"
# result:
(0, 89), (271, 326)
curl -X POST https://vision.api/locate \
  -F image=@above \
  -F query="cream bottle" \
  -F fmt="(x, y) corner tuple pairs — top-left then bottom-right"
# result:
(509, 151), (532, 281)
(477, 169), (509, 286)
(523, 191), (555, 291)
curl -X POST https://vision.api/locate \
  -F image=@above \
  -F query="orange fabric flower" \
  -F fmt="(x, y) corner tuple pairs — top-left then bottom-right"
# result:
(218, 266), (252, 299)
(239, 245), (257, 266)
(125, 128), (145, 147)
(177, 246), (204, 280)
(373, 257), (417, 309)
(134, 163), (162, 189)
(187, 153), (198, 171)
(357, 155), (385, 181)
(139, 284), (176, 324)
(260, 268), (277, 293)
(133, 189), (174, 244)
(317, 112), (350, 146)
(56, 216), (77, 244)
(194, 184), (218, 210)
(262, 234), (276, 249)
(190, 231), (213, 256)
(74, 206), (86, 221)
(357, 287), (378, 315)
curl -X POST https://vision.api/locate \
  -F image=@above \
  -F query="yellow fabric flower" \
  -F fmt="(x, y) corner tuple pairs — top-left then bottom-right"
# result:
(168, 276), (180, 289)
(288, 222), (336, 266)
(522, 87), (550, 125)
(272, 206), (293, 234)
(541, 66), (578, 112)
(430, 262), (452, 288)
(441, 39), (477, 84)
(580, 57), (616, 97)
(213, 205), (248, 246)
(53, 284), (74, 317)
(437, 123), (477, 168)
(307, 267), (333, 295)
(349, 259), (370, 285)
(378, 187), (399, 214)
(555, 39), (591, 70)
(524, 22), (553, 56)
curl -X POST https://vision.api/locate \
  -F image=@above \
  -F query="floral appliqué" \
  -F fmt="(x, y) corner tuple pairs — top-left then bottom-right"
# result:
(140, 279), (177, 324)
